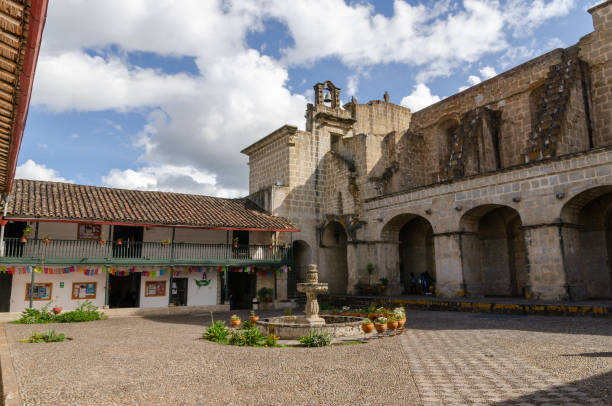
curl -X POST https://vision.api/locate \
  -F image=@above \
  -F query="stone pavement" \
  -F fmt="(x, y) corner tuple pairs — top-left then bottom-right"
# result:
(401, 329), (604, 405)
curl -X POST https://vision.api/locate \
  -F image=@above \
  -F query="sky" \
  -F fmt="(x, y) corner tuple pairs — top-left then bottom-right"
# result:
(15, 0), (601, 198)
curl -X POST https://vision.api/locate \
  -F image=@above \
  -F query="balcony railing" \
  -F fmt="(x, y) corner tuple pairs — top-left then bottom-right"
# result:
(0, 238), (292, 266)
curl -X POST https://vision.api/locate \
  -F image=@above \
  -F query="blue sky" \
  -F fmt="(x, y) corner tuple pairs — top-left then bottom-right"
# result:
(16, 0), (600, 197)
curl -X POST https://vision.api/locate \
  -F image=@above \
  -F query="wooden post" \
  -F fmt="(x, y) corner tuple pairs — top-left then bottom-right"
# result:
(104, 266), (110, 308)
(29, 222), (39, 309)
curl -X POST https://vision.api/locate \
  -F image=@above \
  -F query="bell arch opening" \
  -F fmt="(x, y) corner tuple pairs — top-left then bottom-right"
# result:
(460, 205), (527, 297)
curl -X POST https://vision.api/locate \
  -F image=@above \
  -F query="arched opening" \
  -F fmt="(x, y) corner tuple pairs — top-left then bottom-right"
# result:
(320, 221), (348, 294)
(288, 240), (312, 298)
(460, 205), (527, 297)
(561, 186), (612, 299)
(381, 214), (436, 295)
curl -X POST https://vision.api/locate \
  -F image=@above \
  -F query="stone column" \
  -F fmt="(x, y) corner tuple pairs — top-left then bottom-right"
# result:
(524, 225), (568, 301)
(433, 232), (465, 298)
(376, 241), (401, 295)
(459, 232), (484, 297)
(346, 242), (359, 295)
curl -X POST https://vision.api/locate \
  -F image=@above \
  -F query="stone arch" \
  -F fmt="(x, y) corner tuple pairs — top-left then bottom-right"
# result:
(459, 204), (527, 297)
(319, 221), (348, 295)
(560, 186), (612, 299)
(288, 240), (312, 298)
(381, 213), (435, 294)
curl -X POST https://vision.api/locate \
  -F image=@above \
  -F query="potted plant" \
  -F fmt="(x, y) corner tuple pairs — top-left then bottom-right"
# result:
(161, 238), (170, 247)
(52, 305), (62, 314)
(42, 234), (51, 244)
(230, 314), (241, 328)
(233, 237), (239, 249)
(374, 317), (388, 336)
(249, 310), (259, 323)
(257, 287), (273, 304)
(361, 318), (374, 334)
(116, 238), (123, 246)
(366, 262), (375, 289)
(98, 232), (106, 246)
(394, 306), (406, 333)
(20, 225), (33, 243)
(378, 277), (389, 294)
(387, 315), (399, 334)
(341, 306), (350, 316)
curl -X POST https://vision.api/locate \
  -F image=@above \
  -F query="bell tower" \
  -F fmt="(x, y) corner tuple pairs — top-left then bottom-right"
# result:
(313, 81), (341, 109)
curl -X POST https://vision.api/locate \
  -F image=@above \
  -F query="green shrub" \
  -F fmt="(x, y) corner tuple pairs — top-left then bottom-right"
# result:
(14, 301), (105, 324)
(264, 333), (280, 347)
(228, 327), (265, 347)
(299, 331), (332, 347)
(21, 330), (66, 343)
(203, 321), (230, 343)
(257, 287), (273, 303)
(241, 320), (255, 330)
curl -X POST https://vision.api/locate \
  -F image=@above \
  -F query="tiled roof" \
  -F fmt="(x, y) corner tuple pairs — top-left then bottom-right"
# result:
(6, 179), (298, 231)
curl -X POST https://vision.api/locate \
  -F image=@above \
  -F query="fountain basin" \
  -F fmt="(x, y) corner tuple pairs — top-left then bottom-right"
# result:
(256, 315), (367, 340)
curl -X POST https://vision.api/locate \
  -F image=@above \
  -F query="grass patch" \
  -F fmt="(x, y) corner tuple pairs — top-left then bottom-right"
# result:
(20, 330), (69, 343)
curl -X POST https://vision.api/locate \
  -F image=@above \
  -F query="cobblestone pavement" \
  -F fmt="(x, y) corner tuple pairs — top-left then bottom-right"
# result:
(3, 309), (612, 405)
(401, 312), (612, 405)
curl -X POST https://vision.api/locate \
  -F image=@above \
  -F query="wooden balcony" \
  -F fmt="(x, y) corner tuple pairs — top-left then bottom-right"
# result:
(0, 238), (292, 266)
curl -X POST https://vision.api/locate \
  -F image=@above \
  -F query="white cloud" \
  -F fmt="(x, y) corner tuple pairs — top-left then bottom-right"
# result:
(458, 85), (469, 92)
(16, 160), (72, 183)
(467, 75), (481, 85)
(70, 133), (80, 139)
(29, 0), (579, 195)
(102, 164), (244, 198)
(400, 84), (441, 112)
(506, 0), (575, 36)
(479, 66), (497, 79)
(346, 74), (359, 97)
(544, 37), (565, 50)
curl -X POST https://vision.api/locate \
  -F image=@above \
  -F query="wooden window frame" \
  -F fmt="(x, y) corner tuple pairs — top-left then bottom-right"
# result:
(71, 282), (97, 300)
(144, 280), (166, 297)
(25, 283), (53, 301)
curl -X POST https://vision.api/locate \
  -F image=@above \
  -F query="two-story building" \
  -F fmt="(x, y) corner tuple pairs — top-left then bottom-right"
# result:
(0, 180), (297, 313)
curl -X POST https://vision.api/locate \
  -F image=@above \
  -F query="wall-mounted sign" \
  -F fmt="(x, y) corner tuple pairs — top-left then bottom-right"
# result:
(72, 282), (97, 300)
(77, 224), (102, 240)
(25, 283), (52, 301)
(145, 281), (166, 297)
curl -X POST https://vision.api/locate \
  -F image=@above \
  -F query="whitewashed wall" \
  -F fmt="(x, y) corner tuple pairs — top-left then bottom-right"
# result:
(139, 273), (170, 308)
(9, 272), (106, 312)
(185, 271), (218, 306)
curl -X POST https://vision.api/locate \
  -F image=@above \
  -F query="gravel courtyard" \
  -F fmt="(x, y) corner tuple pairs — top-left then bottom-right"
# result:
(3, 310), (612, 405)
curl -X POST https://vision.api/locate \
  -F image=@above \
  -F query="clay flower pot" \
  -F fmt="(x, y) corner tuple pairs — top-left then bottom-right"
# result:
(116, 240), (122, 246)
(52, 306), (62, 314)
(361, 323), (374, 334)
(249, 316), (259, 323)
(230, 319), (241, 328)
(368, 313), (379, 321)
(374, 323), (387, 334)
(387, 320), (398, 331)
(20, 236), (27, 243)
(397, 318), (406, 329)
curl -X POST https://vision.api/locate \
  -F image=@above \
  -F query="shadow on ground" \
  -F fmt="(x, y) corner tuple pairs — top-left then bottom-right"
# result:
(494, 369), (612, 405)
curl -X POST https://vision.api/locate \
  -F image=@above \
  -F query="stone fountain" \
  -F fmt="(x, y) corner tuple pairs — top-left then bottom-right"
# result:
(256, 264), (366, 339)
(295, 264), (328, 326)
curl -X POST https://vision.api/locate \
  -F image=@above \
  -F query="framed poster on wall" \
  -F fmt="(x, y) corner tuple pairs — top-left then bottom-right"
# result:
(72, 282), (97, 300)
(77, 224), (102, 240)
(145, 281), (166, 297)
(25, 283), (52, 301)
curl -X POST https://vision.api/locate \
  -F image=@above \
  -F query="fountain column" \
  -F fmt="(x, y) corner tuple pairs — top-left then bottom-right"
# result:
(297, 264), (328, 326)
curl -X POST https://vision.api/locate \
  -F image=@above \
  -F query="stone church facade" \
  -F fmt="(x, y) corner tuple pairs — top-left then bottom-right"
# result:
(242, 1), (612, 302)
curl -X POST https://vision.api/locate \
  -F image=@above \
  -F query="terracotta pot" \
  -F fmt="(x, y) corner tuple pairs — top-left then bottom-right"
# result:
(374, 323), (387, 334)
(361, 323), (374, 334)
(52, 306), (62, 314)
(98, 240), (104, 245)
(397, 318), (406, 329)
(20, 236), (27, 243)
(116, 240), (122, 246)
(249, 316), (259, 323)
(368, 313), (379, 321)
(341, 311), (349, 316)
(43, 239), (50, 244)
(230, 319), (241, 328)
(387, 320), (398, 331)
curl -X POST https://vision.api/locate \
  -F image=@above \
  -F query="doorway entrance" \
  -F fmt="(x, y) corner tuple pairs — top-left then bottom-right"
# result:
(112, 225), (144, 258)
(0, 274), (12, 312)
(109, 273), (141, 308)
(229, 271), (256, 309)
(170, 277), (188, 306)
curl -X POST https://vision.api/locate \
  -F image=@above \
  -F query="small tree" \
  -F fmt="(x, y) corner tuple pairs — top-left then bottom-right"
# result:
(366, 262), (375, 286)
